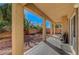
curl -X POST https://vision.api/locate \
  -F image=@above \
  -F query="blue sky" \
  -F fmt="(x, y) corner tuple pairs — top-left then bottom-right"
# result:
(24, 9), (51, 28)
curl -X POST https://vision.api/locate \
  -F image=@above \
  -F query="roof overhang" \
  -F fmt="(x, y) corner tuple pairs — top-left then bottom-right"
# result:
(24, 3), (75, 23)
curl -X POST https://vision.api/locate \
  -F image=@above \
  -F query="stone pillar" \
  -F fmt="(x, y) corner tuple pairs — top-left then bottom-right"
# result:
(42, 17), (46, 41)
(12, 4), (24, 55)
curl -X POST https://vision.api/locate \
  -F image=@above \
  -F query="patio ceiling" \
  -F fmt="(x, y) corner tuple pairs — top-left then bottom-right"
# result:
(24, 3), (75, 23)
(24, 3), (55, 23)
(34, 3), (75, 22)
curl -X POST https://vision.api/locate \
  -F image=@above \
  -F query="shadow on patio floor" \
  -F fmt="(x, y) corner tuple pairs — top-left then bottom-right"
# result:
(44, 41), (69, 55)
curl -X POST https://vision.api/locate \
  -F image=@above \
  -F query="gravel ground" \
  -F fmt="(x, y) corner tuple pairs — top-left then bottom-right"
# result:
(0, 34), (50, 55)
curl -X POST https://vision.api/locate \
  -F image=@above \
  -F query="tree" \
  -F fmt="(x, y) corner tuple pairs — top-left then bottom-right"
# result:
(24, 18), (32, 34)
(0, 20), (6, 32)
(33, 24), (42, 33)
(0, 4), (12, 32)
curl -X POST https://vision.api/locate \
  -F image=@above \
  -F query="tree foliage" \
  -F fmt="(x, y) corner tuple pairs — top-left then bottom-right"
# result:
(0, 4), (12, 32)
(0, 4), (43, 34)
(24, 18), (43, 34)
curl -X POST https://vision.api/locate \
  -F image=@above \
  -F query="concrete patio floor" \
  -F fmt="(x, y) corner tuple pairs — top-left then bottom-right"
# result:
(24, 35), (75, 55)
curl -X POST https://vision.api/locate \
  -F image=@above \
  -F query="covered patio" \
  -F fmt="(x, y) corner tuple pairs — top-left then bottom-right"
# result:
(12, 3), (79, 55)
(24, 35), (75, 55)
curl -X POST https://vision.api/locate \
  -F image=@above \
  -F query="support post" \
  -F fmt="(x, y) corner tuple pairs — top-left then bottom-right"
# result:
(42, 17), (46, 41)
(53, 23), (56, 35)
(12, 4), (24, 55)
(50, 23), (53, 35)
